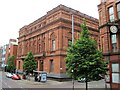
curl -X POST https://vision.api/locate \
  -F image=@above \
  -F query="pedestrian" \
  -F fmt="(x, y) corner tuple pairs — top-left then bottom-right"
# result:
(15, 69), (18, 74)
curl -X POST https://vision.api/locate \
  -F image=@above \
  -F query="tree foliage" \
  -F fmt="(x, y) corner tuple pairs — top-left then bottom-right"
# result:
(7, 55), (16, 73)
(66, 20), (108, 81)
(23, 51), (37, 73)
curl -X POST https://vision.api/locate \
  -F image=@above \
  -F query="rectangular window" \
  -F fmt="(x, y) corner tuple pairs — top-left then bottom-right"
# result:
(38, 44), (41, 53)
(43, 42), (45, 52)
(112, 73), (120, 83)
(68, 39), (72, 47)
(52, 40), (55, 51)
(112, 63), (120, 83)
(40, 60), (43, 71)
(112, 63), (119, 72)
(101, 37), (104, 52)
(109, 7), (114, 22)
(117, 3), (120, 19)
(111, 34), (117, 52)
(99, 11), (102, 25)
(112, 34), (117, 43)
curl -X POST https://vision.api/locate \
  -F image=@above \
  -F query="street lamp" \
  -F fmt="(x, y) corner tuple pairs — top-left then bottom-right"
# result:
(60, 68), (62, 73)
(71, 69), (74, 90)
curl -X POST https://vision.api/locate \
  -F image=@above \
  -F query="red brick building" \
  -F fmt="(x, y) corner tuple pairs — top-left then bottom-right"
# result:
(5, 39), (18, 66)
(98, 0), (120, 88)
(17, 5), (99, 78)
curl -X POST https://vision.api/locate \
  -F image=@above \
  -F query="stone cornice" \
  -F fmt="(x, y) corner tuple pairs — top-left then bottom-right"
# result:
(47, 4), (98, 22)
(18, 18), (99, 40)
(98, 19), (120, 30)
(19, 5), (98, 32)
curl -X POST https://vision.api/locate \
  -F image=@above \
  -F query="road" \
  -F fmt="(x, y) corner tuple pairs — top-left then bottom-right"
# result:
(0, 71), (109, 90)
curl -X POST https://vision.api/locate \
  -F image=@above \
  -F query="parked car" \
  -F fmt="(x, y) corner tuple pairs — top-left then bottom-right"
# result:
(12, 74), (21, 80)
(6, 73), (13, 78)
(78, 78), (86, 82)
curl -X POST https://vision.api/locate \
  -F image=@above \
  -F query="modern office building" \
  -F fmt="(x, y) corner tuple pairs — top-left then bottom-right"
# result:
(17, 4), (99, 78)
(98, 0), (120, 88)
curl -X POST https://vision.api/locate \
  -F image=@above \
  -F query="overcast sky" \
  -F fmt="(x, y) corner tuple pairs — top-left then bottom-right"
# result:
(0, 0), (100, 46)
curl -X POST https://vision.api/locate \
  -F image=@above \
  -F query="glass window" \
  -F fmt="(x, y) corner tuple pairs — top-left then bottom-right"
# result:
(112, 63), (120, 83)
(99, 11), (102, 25)
(112, 73), (120, 83)
(117, 3), (120, 19)
(52, 40), (55, 51)
(109, 7), (114, 22)
(112, 63), (119, 72)
(111, 34), (117, 52)
(39, 44), (41, 52)
(101, 37), (104, 51)
(68, 39), (72, 47)
(112, 34), (117, 43)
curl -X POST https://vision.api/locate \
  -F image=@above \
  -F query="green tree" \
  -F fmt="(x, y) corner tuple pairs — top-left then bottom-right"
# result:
(7, 55), (16, 73)
(23, 51), (37, 74)
(66, 20), (108, 90)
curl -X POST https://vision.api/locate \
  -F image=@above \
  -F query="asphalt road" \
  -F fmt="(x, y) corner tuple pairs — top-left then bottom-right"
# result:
(1, 71), (110, 90)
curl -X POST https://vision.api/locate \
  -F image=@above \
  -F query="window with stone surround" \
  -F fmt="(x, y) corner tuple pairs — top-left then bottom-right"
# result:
(67, 32), (72, 47)
(68, 39), (72, 47)
(111, 34), (117, 52)
(19, 43), (22, 56)
(34, 40), (36, 53)
(117, 2), (120, 19)
(99, 11), (102, 25)
(101, 36), (104, 52)
(50, 33), (56, 51)
(109, 7), (114, 22)
(38, 39), (41, 53)
(112, 63), (120, 83)
(25, 42), (28, 54)
(52, 40), (55, 51)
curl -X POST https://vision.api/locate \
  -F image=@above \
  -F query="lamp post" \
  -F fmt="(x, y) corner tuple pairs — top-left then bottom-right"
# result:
(71, 69), (74, 90)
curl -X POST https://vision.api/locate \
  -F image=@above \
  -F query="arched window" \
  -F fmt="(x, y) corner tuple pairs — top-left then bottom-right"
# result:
(67, 32), (72, 47)
(50, 33), (56, 51)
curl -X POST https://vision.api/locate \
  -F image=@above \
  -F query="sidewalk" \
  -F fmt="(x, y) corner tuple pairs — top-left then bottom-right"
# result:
(3, 72), (107, 88)
(19, 74), (106, 88)
(19, 74), (63, 86)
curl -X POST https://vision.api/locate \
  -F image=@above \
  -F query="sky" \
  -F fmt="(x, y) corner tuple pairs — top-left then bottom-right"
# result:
(0, 0), (100, 46)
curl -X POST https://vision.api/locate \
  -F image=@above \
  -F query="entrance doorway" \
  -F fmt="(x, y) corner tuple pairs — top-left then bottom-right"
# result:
(40, 60), (43, 71)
